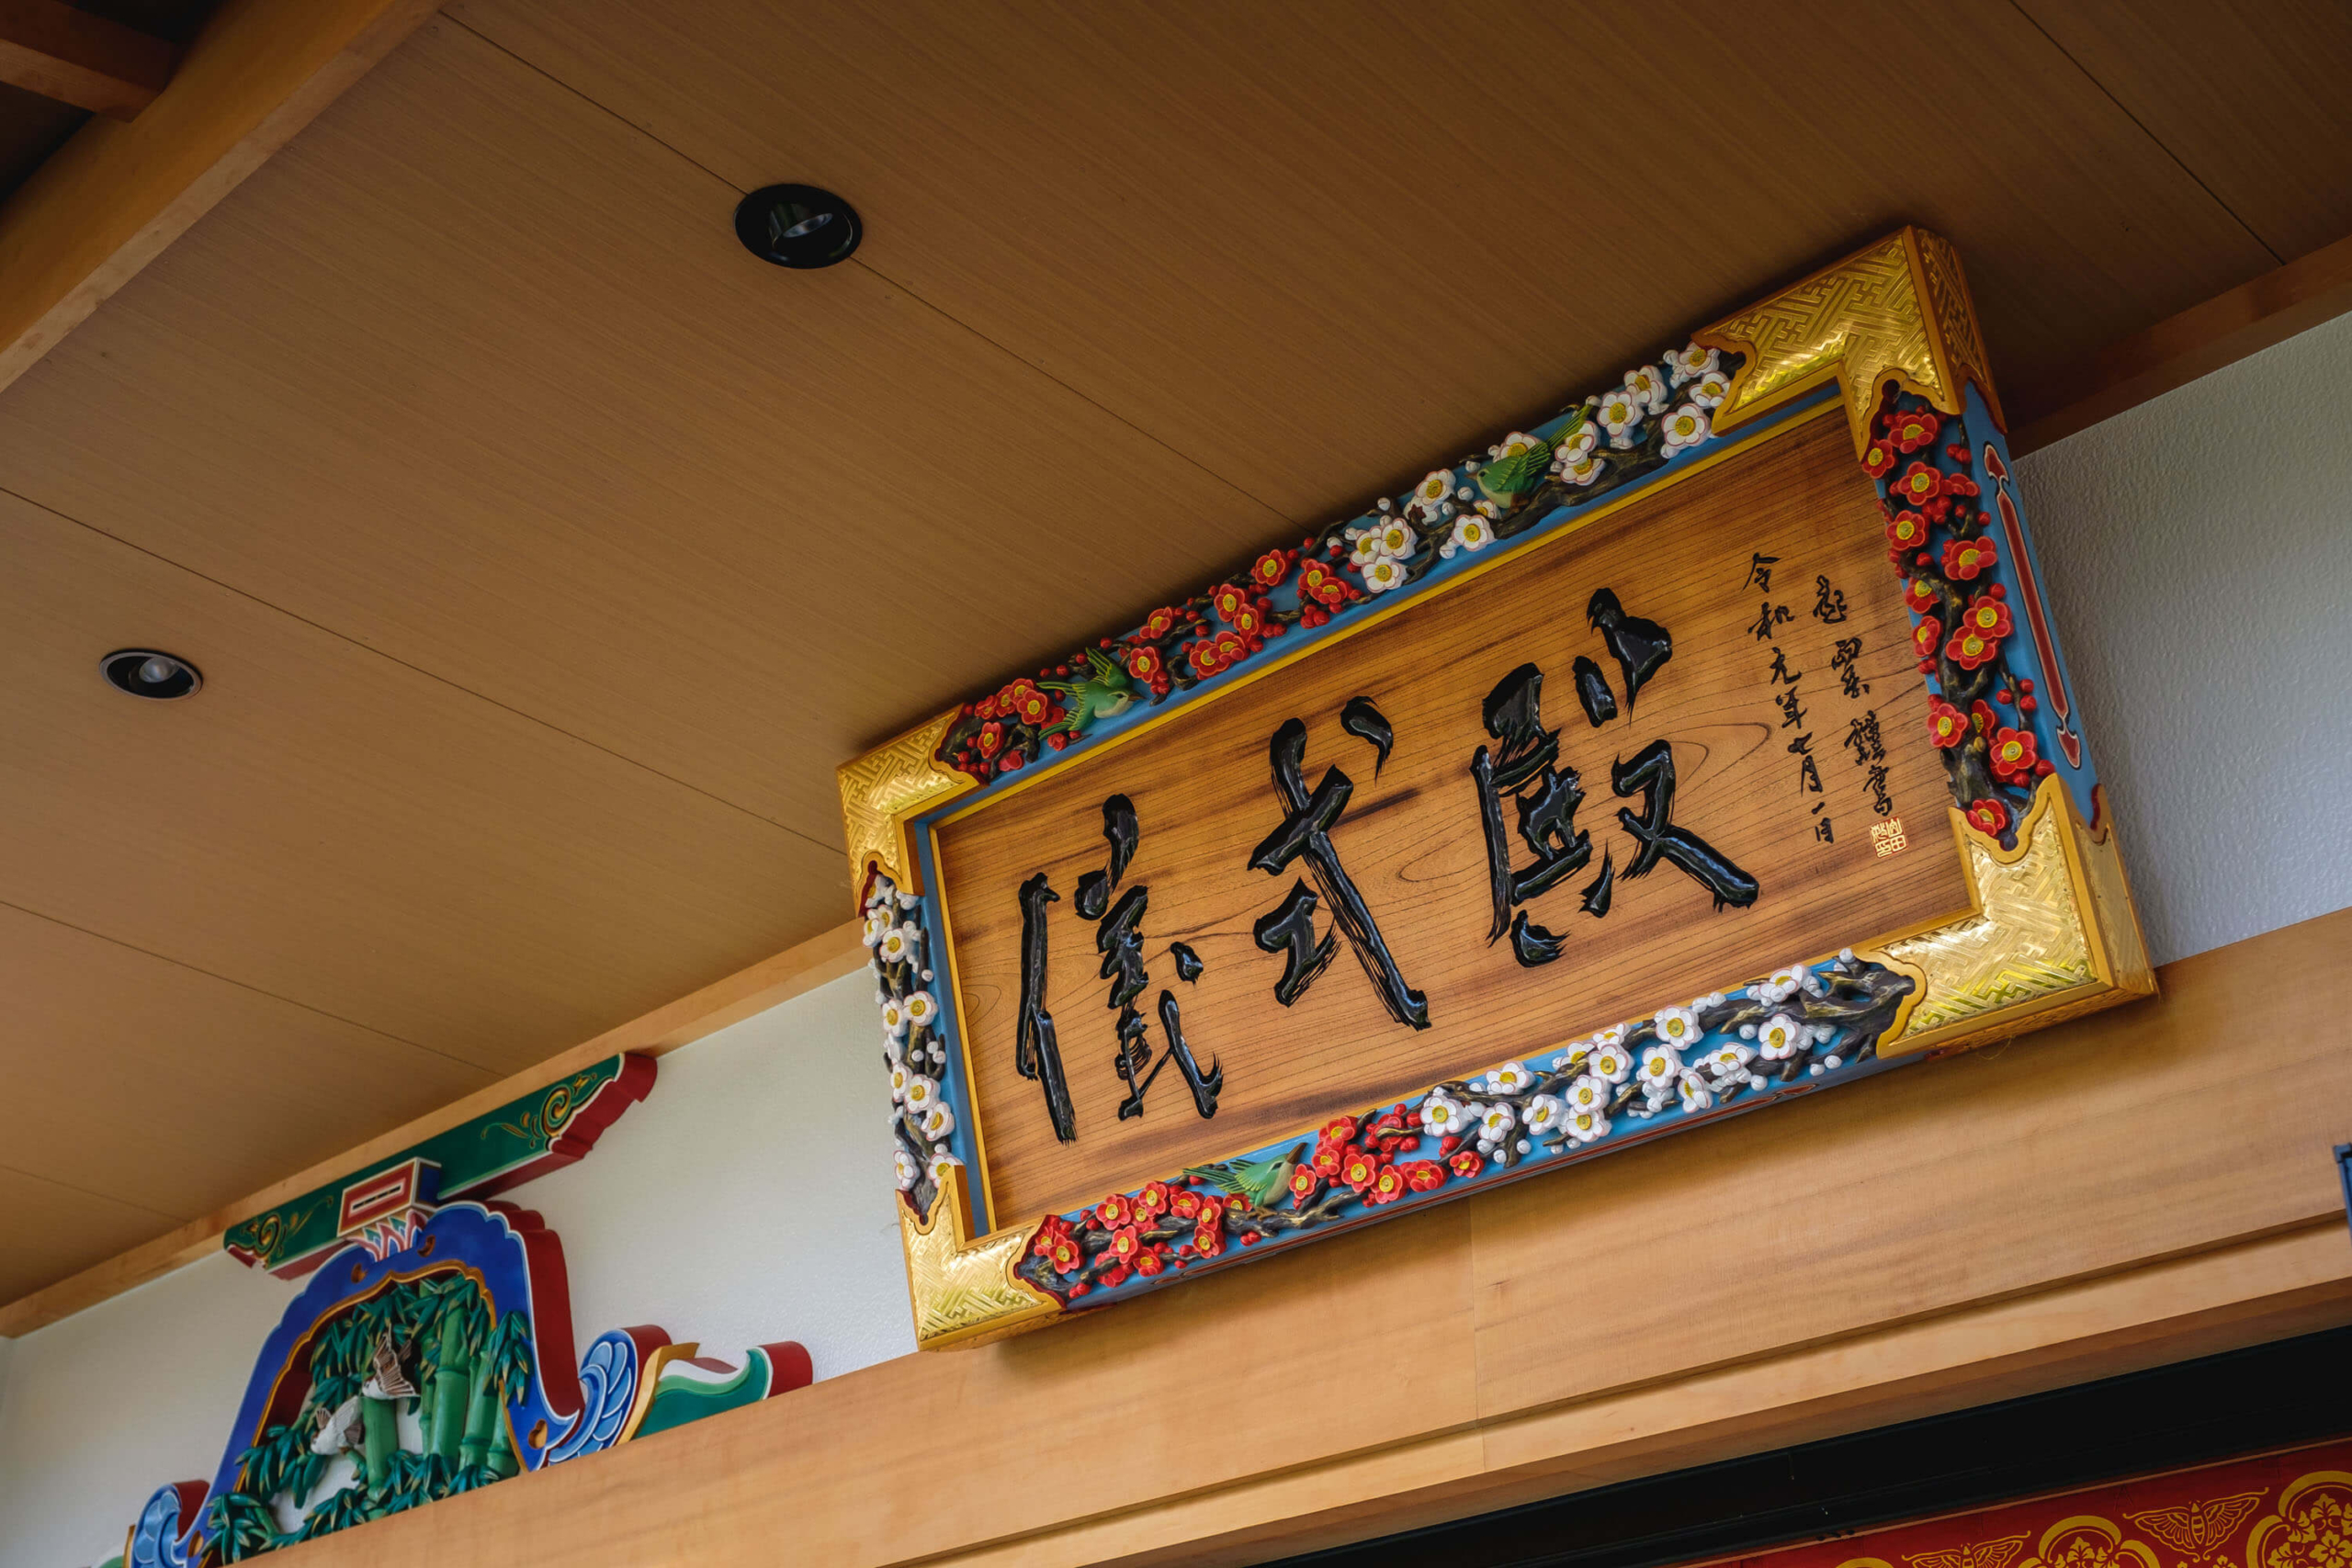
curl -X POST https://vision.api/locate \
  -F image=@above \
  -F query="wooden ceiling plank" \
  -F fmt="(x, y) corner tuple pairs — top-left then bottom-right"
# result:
(0, 0), (176, 119)
(0, 1166), (182, 1308)
(0, 916), (866, 1337)
(2015, 0), (2352, 265)
(1, 2), (2280, 855)
(2013, 229), (2352, 451)
(446, 0), (2278, 532)
(0, 900), (494, 1236)
(0, 0), (438, 392)
(0, 16), (1297, 846)
(0, 481), (844, 1070)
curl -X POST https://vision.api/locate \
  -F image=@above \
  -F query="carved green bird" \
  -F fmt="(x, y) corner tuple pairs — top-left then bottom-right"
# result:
(1039, 646), (1139, 740)
(1182, 1143), (1309, 1211)
(1474, 427), (1561, 509)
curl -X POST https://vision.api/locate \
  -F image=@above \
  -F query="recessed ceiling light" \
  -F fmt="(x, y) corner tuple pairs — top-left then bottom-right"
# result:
(734, 184), (861, 269)
(101, 648), (201, 700)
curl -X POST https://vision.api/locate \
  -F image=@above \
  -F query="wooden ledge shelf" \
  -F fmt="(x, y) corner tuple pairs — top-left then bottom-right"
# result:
(253, 909), (2352, 1568)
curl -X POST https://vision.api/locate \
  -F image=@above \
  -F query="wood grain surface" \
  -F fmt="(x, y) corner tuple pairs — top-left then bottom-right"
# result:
(0, 917), (865, 1337)
(251, 911), (2352, 1568)
(940, 416), (1971, 1223)
(3, 0), (2336, 1310)
(447, 0), (2286, 530)
(0, 0), (437, 387)
(2014, 0), (2352, 264)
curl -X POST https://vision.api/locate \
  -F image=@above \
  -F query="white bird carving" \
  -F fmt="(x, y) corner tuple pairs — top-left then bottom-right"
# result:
(359, 1328), (416, 1402)
(310, 1394), (364, 1455)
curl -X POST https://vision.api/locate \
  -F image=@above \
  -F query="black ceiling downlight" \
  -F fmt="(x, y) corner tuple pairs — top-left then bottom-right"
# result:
(734, 184), (862, 268)
(102, 648), (201, 700)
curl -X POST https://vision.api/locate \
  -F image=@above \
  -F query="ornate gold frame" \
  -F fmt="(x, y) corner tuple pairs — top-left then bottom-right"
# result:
(842, 228), (2154, 1349)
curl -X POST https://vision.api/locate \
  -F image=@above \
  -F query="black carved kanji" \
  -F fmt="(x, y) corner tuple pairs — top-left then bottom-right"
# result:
(1249, 709), (1430, 1028)
(1611, 739), (1761, 910)
(1470, 663), (1594, 966)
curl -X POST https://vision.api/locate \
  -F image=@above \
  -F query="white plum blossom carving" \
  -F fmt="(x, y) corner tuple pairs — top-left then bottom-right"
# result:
(1589, 1041), (1634, 1084)
(1665, 343), (1719, 386)
(1596, 388), (1645, 448)
(1564, 1074), (1611, 1115)
(1623, 364), (1672, 412)
(1565, 1106), (1611, 1144)
(1659, 403), (1710, 456)
(1419, 1090), (1469, 1137)
(1652, 1006), (1702, 1050)
(1755, 1013), (1806, 1061)
(1441, 515), (1493, 558)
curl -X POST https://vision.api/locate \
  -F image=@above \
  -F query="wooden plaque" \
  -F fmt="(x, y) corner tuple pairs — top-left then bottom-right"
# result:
(840, 230), (2153, 1349)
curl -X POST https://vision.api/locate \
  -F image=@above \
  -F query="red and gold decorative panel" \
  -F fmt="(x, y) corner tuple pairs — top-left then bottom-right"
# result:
(1729, 1441), (2352, 1568)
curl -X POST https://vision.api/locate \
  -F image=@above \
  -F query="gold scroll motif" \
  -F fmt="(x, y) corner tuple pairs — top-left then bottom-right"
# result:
(1870, 778), (2153, 1059)
(1696, 226), (2002, 457)
(836, 709), (975, 898)
(616, 1340), (701, 1444)
(901, 1165), (1062, 1350)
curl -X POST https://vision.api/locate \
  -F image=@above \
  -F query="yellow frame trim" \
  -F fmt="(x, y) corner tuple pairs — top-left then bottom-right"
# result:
(840, 227), (2150, 1349)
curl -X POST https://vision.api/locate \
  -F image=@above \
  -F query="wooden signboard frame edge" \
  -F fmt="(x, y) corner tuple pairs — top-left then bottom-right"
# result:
(837, 227), (2156, 1351)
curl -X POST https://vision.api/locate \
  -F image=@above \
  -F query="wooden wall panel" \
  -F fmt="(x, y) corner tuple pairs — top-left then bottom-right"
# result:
(1468, 911), (2348, 1419)
(0, 484), (833, 1068)
(253, 910), (2352, 1568)
(2016, 0), (2352, 263)
(0, 16), (1292, 850)
(446, 0), (2275, 540)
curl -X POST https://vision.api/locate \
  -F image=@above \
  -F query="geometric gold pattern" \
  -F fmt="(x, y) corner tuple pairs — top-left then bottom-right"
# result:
(1696, 226), (2004, 457)
(1871, 778), (2154, 1058)
(835, 708), (975, 899)
(900, 1164), (1062, 1350)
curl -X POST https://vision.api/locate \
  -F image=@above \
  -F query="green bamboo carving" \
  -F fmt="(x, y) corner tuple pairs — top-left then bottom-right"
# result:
(359, 1393), (397, 1490)
(209, 1270), (538, 1557)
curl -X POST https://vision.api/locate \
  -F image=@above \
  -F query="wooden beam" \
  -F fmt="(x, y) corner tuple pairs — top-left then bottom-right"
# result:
(0, 917), (868, 1338)
(0, 0), (440, 395)
(2013, 231), (2352, 452)
(220, 909), (2352, 1568)
(0, 0), (175, 118)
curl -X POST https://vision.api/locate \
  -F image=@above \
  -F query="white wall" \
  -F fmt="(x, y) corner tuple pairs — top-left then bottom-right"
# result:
(0, 972), (910, 1568)
(2013, 310), (2352, 964)
(0, 1254), (288, 1568)
(516, 969), (914, 1381)
(6, 315), (2350, 1568)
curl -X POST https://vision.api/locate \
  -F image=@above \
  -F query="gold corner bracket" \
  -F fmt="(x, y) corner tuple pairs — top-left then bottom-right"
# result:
(837, 709), (976, 904)
(902, 1165), (1062, 1351)
(1866, 777), (2154, 1060)
(1694, 226), (2005, 457)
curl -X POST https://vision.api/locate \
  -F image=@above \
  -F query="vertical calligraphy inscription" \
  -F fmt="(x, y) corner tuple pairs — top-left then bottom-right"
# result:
(936, 415), (1974, 1223)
